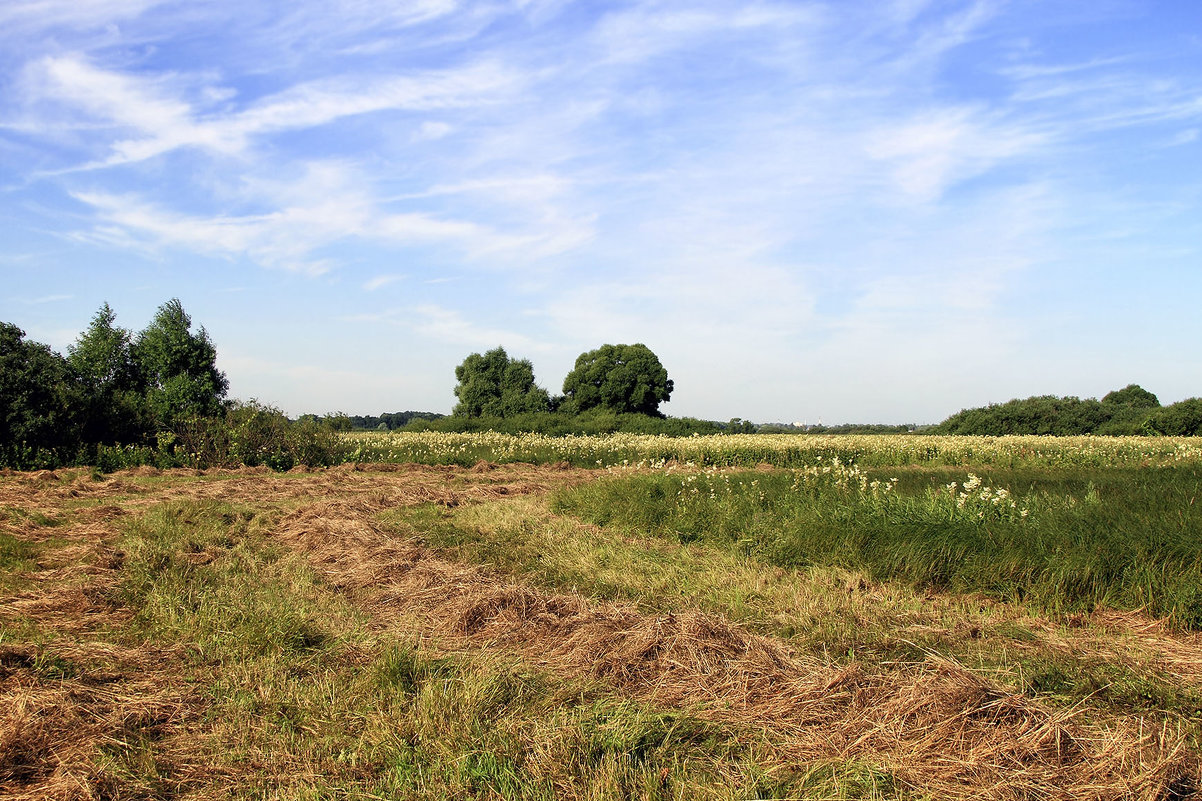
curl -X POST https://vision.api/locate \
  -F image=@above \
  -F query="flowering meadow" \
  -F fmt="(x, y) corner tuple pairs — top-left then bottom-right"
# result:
(344, 431), (1202, 469)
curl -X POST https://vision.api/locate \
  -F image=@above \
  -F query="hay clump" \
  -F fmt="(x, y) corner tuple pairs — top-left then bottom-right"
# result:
(0, 642), (212, 801)
(265, 487), (1201, 801)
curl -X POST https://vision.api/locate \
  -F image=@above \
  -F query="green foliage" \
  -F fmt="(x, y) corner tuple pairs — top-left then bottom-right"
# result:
(0, 322), (81, 466)
(167, 401), (348, 470)
(562, 343), (673, 416)
(553, 463), (1202, 628)
(0, 301), (347, 472)
(1101, 384), (1160, 409)
(936, 395), (1107, 435)
(936, 385), (1171, 436)
(68, 303), (150, 444)
(1143, 399), (1202, 436)
(132, 298), (228, 429)
(343, 411), (445, 430)
(453, 347), (551, 418)
(322, 412), (354, 431)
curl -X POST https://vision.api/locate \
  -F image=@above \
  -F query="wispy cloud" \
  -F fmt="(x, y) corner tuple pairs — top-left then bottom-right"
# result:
(363, 274), (403, 291)
(410, 304), (545, 352)
(15, 55), (523, 168)
(15, 294), (73, 304)
(0, 0), (164, 37)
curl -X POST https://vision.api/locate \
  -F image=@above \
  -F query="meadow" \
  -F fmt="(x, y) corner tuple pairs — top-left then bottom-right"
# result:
(345, 430), (1202, 469)
(2, 434), (1201, 799)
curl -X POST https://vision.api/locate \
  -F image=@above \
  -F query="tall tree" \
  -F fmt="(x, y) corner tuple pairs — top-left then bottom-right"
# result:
(0, 323), (79, 457)
(453, 347), (550, 417)
(68, 303), (147, 443)
(132, 299), (228, 428)
(561, 343), (673, 416)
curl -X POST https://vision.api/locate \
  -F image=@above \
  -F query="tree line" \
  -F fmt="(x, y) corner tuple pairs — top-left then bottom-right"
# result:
(0, 300), (343, 470)
(933, 384), (1202, 436)
(7, 299), (1197, 472)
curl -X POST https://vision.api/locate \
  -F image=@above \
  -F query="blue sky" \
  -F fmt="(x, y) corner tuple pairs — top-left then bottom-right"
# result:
(2, 0), (1200, 424)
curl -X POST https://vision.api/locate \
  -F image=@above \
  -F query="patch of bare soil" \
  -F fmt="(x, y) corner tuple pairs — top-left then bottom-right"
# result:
(268, 486), (1200, 801)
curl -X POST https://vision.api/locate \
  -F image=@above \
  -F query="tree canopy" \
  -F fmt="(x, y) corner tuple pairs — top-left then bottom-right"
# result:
(133, 298), (228, 427)
(935, 384), (1175, 436)
(561, 343), (673, 416)
(1101, 384), (1160, 409)
(0, 323), (78, 456)
(453, 347), (550, 418)
(68, 303), (147, 443)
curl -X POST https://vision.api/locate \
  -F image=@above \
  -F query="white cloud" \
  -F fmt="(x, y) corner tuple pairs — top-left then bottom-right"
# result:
(363, 274), (404, 292)
(865, 108), (1045, 202)
(409, 304), (546, 352)
(1166, 129), (1199, 147)
(16, 294), (73, 304)
(18, 55), (523, 167)
(413, 121), (453, 141)
(0, 0), (164, 36)
(64, 155), (590, 274)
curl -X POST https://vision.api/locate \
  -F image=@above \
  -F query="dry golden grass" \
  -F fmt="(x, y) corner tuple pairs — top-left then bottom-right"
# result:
(0, 463), (1199, 799)
(271, 485), (1199, 800)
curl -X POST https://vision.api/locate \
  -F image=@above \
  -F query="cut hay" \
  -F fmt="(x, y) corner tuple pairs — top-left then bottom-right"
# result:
(0, 642), (216, 801)
(270, 495), (1202, 801)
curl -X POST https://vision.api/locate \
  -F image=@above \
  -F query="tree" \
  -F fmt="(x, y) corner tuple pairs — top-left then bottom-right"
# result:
(1101, 384), (1160, 409)
(68, 303), (147, 443)
(0, 323), (79, 459)
(561, 343), (673, 416)
(1144, 399), (1202, 436)
(132, 299), (228, 428)
(453, 347), (550, 417)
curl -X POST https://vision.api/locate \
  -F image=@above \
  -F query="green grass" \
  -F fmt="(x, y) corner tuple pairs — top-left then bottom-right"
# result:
(101, 498), (867, 799)
(550, 464), (1202, 628)
(385, 494), (1202, 724)
(0, 529), (38, 570)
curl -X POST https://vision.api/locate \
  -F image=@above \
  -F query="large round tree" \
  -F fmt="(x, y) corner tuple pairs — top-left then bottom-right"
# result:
(561, 343), (673, 416)
(453, 347), (550, 417)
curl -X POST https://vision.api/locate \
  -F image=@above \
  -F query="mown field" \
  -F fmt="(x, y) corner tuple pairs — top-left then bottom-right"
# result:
(2, 435), (1201, 799)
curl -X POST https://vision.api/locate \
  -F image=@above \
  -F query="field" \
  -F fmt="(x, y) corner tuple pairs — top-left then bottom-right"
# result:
(2, 435), (1201, 799)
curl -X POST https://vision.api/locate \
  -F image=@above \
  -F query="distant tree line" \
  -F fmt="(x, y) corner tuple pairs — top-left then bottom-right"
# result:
(323, 411), (446, 431)
(934, 385), (1202, 436)
(758, 422), (923, 435)
(1, 300), (344, 470)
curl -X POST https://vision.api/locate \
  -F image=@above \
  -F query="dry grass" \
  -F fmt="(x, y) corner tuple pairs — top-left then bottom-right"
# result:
(0, 640), (222, 801)
(271, 481), (1201, 800)
(1, 463), (1199, 799)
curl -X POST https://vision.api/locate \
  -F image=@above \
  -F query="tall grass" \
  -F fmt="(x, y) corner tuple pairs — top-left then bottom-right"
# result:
(551, 460), (1202, 627)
